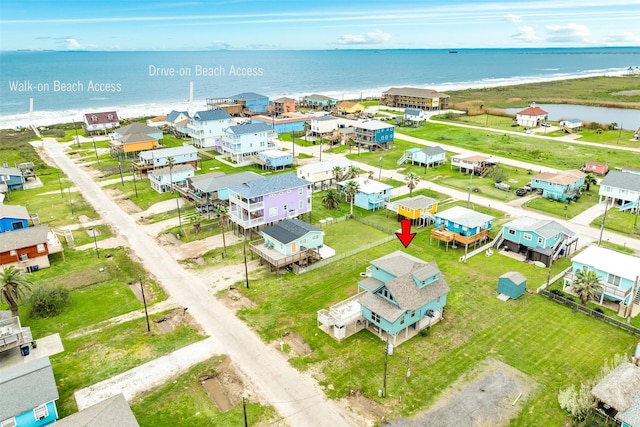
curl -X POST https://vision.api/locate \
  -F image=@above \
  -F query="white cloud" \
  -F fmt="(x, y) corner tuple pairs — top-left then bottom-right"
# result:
(606, 31), (640, 43)
(337, 29), (391, 45)
(65, 38), (81, 49)
(511, 26), (540, 43)
(505, 13), (522, 24)
(545, 23), (591, 43)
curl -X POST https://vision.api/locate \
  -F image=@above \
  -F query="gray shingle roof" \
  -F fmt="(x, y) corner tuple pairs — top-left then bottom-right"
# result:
(0, 167), (23, 176)
(362, 251), (450, 320)
(601, 171), (640, 192)
(404, 108), (423, 116)
(503, 216), (576, 240)
(500, 271), (526, 285)
(226, 122), (274, 135)
(384, 87), (449, 98)
(227, 173), (310, 198)
(0, 225), (49, 252)
(0, 356), (59, 420)
(190, 171), (261, 194)
(138, 145), (197, 161)
(55, 394), (139, 427)
(397, 195), (438, 210)
(117, 122), (158, 136)
(262, 218), (319, 244)
(192, 109), (232, 121)
(421, 146), (445, 156)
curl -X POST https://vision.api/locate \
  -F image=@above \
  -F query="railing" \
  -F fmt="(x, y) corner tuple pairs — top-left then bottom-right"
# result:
(539, 289), (640, 336)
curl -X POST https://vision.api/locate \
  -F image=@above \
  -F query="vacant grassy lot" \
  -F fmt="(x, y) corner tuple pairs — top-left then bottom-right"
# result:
(234, 234), (634, 425)
(447, 75), (640, 109)
(397, 122), (640, 171)
(131, 357), (276, 427)
(591, 204), (640, 240)
(522, 186), (601, 220)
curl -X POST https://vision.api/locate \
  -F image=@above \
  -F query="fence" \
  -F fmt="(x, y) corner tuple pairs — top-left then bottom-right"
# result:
(295, 235), (396, 274)
(539, 289), (640, 336)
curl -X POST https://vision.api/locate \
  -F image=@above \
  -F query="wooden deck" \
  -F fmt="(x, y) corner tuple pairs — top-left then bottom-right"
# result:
(431, 226), (492, 247)
(249, 241), (322, 274)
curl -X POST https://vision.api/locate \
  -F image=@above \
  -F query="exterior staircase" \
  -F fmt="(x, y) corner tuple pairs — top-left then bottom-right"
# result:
(491, 228), (505, 249)
(396, 152), (408, 166)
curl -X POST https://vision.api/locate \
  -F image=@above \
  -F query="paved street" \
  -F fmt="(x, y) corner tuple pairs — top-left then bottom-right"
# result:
(43, 139), (356, 427)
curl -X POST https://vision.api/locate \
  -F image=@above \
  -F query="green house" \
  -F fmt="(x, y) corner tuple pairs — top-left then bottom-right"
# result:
(497, 271), (526, 300)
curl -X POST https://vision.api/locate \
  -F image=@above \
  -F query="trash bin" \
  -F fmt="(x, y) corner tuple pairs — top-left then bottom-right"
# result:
(20, 346), (30, 357)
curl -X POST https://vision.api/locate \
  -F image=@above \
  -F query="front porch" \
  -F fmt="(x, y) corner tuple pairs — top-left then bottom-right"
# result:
(563, 272), (640, 317)
(430, 226), (491, 250)
(250, 240), (323, 274)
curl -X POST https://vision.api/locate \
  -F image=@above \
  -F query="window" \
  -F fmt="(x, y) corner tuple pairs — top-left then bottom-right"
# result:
(507, 229), (516, 236)
(269, 207), (278, 216)
(1, 418), (16, 427)
(37, 243), (45, 253)
(607, 274), (622, 287)
(537, 237), (543, 244)
(283, 204), (288, 211)
(298, 187), (303, 195)
(11, 221), (24, 230)
(371, 312), (380, 323)
(34, 404), (48, 420)
(523, 233), (532, 241)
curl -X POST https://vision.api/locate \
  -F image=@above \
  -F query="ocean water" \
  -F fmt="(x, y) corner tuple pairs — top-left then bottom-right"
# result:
(1, 47), (639, 129)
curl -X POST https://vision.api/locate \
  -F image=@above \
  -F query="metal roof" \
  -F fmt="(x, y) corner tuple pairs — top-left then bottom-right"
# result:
(138, 145), (197, 160)
(190, 171), (261, 194)
(192, 109), (232, 121)
(226, 122), (274, 135)
(434, 206), (494, 228)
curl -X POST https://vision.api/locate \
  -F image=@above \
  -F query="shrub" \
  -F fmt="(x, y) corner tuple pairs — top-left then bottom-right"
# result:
(419, 328), (430, 337)
(29, 286), (71, 318)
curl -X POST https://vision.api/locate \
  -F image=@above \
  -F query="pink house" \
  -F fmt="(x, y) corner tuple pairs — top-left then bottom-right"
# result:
(583, 161), (609, 176)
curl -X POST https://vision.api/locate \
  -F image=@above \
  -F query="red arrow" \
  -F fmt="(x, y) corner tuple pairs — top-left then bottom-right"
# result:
(395, 219), (416, 248)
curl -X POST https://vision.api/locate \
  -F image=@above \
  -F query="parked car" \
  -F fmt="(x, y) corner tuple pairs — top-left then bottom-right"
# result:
(495, 182), (511, 191)
(515, 188), (528, 196)
(541, 122), (551, 127)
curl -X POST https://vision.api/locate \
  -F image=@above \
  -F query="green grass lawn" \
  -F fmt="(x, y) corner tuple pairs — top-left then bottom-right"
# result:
(131, 357), (276, 427)
(233, 237), (633, 425)
(523, 188), (600, 220)
(397, 123), (640, 170)
(590, 204), (640, 240)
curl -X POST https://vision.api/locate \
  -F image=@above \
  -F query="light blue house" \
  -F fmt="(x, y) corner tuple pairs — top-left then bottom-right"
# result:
(355, 120), (394, 151)
(0, 167), (26, 192)
(530, 169), (586, 202)
(148, 164), (195, 193)
(257, 150), (293, 170)
(188, 109), (234, 150)
(230, 92), (270, 114)
(302, 94), (337, 111)
(357, 251), (450, 345)
(337, 177), (391, 211)
(564, 245), (640, 308)
(165, 110), (191, 136)
(400, 146), (446, 168)
(261, 218), (323, 256)
(434, 206), (493, 236)
(497, 216), (578, 267)
(0, 356), (59, 427)
(0, 205), (29, 233)
(184, 171), (262, 205)
(220, 123), (276, 165)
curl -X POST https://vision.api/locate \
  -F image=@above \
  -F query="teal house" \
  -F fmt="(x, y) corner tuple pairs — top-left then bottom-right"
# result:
(337, 177), (392, 211)
(399, 146), (446, 168)
(530, 169), (586, 202)
(496, 216), (579, 267)
(563, 245), (640, 308)
(497, 272), (526, 300)
(0, 357), (59, 427)
(261, 218), (323, 256)
(357, 251), (450, 346)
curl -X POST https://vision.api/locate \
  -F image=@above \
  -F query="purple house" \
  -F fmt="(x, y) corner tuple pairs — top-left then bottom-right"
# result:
(227, 173), (312, 229)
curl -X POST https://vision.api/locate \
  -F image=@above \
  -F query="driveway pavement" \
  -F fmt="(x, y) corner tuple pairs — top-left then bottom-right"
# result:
(43, 139), (355, 427)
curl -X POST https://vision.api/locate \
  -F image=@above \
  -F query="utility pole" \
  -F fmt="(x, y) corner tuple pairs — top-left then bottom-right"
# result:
(634, 194), (640, 231)
(73, 120), (80, 148)
(132, 168), (138, 198)
(139, 275), (151, 332)
(243, 230), (250, 288)
(291, 131), (295, 159)
(598, 199), (610, 247)
(92, 137), (99, 164)
(617, 123), (623, 144)
(242, 397), (248, 427)
(378, 156), (383, 181)
(118, 160), (124, 186)
(68, 186), (74, 215)
(382, 335), (389, 398)
(176, 191), (183, 237)
(90, 227), (99, 258)
(467, 172), (473, 208)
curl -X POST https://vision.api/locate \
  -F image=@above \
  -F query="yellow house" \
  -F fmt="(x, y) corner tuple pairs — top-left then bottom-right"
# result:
(336, 101), (365, 115)
(397, 195), (438, 226)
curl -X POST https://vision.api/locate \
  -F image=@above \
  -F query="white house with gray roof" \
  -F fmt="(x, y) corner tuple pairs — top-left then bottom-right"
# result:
(135, 145), (198, 175)
(55, 394), (139, 427)
(0, 356), (59, 426)
(599, 171), (640, 212)
(148, 164), (195, 193)
(219, 122), (276, 165)
(296, 158), (353, 190)
(187, 109), (234, 150)
(180, 171), (262, 206)
(403, 108), (428, 122)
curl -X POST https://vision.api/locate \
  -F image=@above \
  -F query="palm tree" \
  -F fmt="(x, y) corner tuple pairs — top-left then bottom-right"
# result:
(0, 266), (33, 317)
(347, 137), (355, 154)
(332, 166), (344, 187)
(345, 165), (359, 180)
(166, 156), (175, 192)
(572, 269), (603, 306)
(215, 205), (230, 258)
(344, 180), (360, 218)
(584, 173), (597, 192)
(367, 170), (374, 180)
(322, 188), (341, 210)
(405, 172), (420, 197)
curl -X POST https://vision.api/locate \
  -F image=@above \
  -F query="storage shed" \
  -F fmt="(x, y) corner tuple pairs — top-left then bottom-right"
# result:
(498, 271), (526, 300)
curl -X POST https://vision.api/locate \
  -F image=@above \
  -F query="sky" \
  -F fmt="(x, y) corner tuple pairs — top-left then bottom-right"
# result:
(1, 0), (640, 51)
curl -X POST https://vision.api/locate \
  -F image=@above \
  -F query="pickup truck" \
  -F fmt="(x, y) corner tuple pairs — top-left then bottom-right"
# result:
(494, 182), (511, 191)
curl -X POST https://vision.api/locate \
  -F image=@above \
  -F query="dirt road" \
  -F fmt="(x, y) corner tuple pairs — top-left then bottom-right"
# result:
(43, 139), (357, 427)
